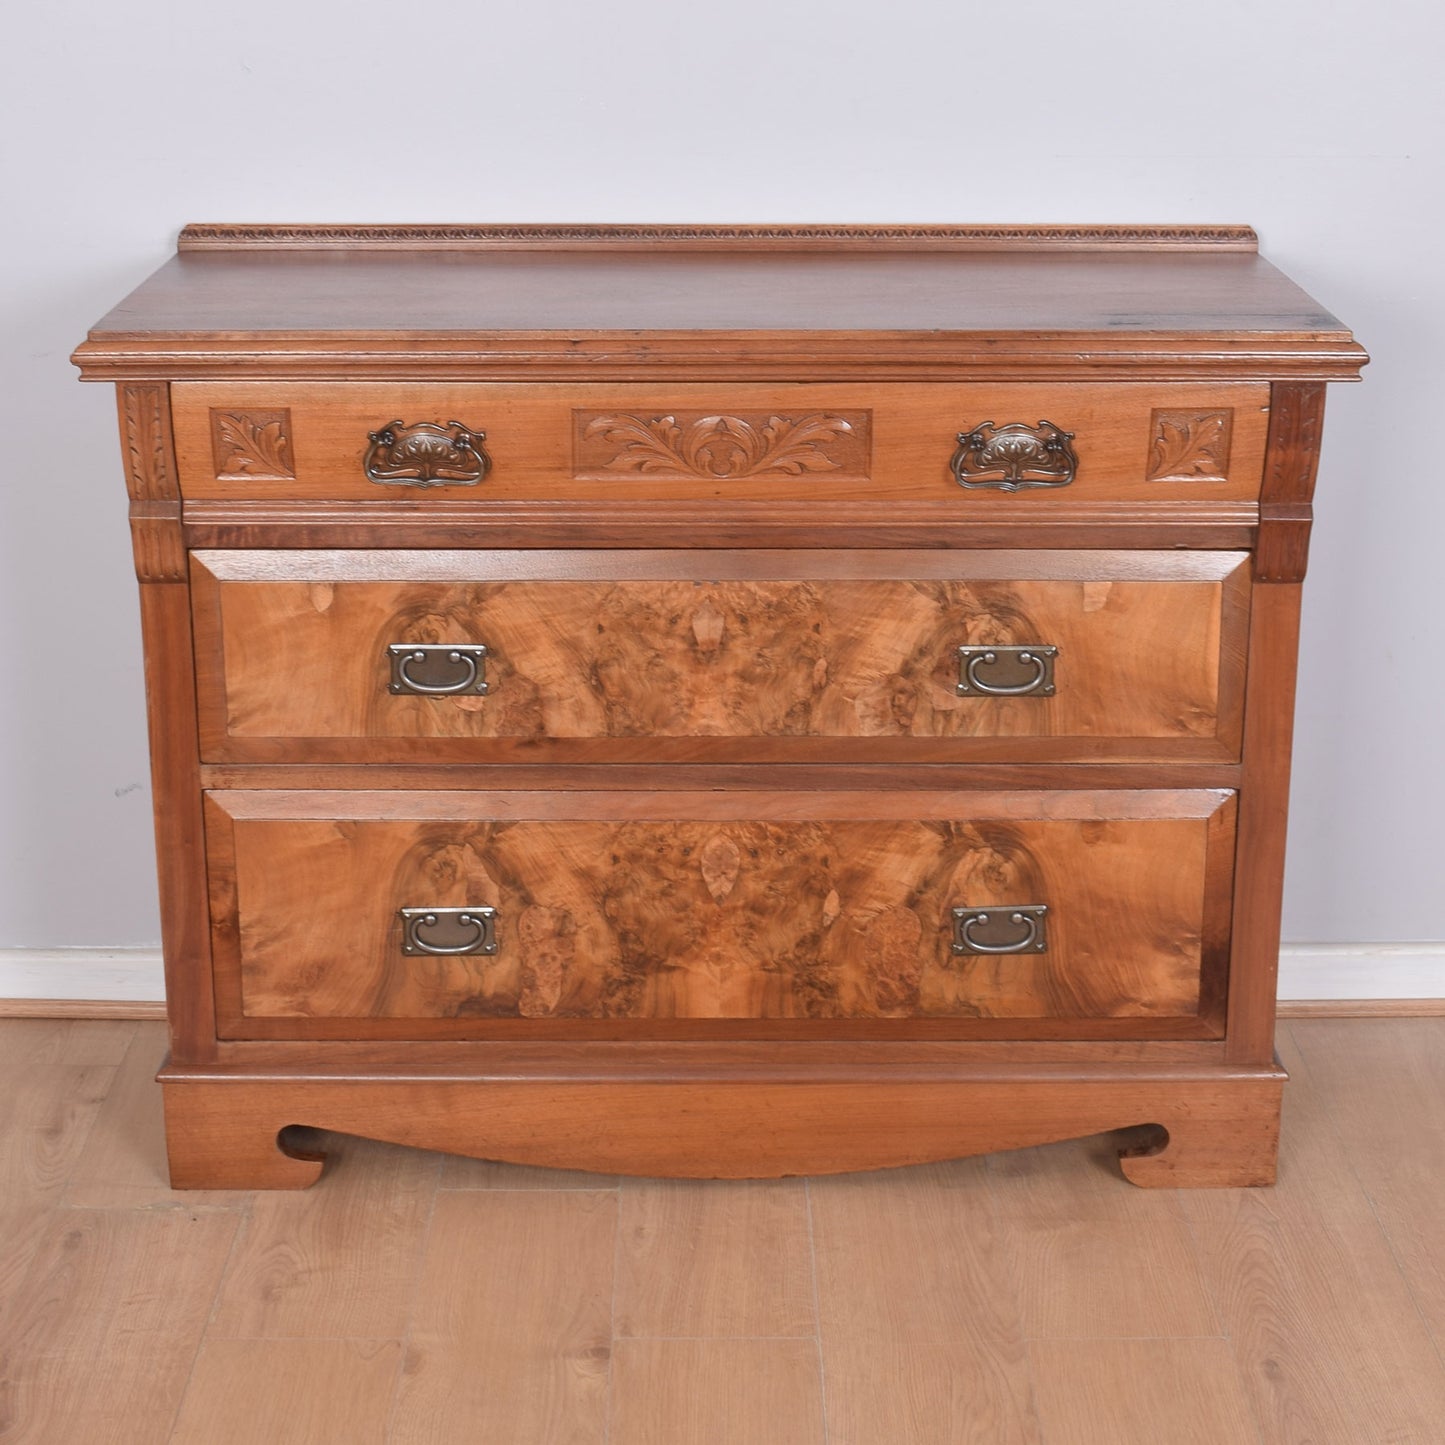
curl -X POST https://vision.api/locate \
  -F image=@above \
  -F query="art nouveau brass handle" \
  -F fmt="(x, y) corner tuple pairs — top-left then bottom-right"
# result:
(400, 907), (498, 956)
(951, 906), (1049, 956)
(387, 644), (490, 696)
(956, 645), (1058, 697)
(950, 420), (1077, 491)
(364, 420), (491, 487)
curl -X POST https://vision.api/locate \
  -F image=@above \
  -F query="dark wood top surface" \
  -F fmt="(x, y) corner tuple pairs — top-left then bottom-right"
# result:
(74, 226), (1366, 381)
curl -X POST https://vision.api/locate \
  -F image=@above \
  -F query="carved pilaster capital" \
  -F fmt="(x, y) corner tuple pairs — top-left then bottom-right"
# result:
(130, 501), (186, 582)
(118, 383), (179, 501)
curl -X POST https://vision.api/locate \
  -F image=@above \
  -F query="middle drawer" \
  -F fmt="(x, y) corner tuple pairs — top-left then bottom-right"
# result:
(192, 549), (1249, 764)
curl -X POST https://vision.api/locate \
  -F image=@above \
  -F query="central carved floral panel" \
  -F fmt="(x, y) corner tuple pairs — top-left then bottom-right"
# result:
(574, 410), (872, 482)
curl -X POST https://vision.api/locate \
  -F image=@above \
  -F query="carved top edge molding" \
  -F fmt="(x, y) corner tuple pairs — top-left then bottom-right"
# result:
(177, 223), (1261, 254)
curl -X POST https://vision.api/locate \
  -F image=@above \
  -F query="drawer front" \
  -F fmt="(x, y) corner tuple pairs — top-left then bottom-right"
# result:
(206, 789), (1235, 1041)
(172, 381), (1269, 502)
(192, 550), (1249, 764)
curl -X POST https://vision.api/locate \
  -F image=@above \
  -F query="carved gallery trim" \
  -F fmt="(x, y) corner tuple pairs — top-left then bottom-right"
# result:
(119, 383), (178, 501)
(210, 408), (296, 481)
(178, 223), (1260, 253)
(1146, 409), (1234, 482)
(575, 411), (872, 482)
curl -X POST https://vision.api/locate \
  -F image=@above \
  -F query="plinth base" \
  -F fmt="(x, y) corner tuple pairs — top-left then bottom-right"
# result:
(159, 1061), (1285, 1190)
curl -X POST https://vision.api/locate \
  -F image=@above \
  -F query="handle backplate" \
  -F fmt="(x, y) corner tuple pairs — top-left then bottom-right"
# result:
(388, 644), (490, 696)
(400, 907), (498, 957)
(956, 645), (1058, 698)
(365, 420), (491, 487)
(951, 420), (1077, 492)
(951, 905), (1049, 956)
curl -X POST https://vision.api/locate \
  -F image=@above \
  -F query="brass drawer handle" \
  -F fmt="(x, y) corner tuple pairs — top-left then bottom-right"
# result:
(951, 420), (1077, 491)
(956, 645), (1057, 697)
(364, 420), (491, 487)
(388, 644), (489, 696)
(951, 906), (1049, 955)
(400, 907), (498, 956)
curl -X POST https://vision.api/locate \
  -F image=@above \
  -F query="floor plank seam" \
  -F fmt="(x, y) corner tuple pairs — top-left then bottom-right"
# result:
(162, 1182), (253, 1444)
(802, 1178), (832, 1445)
(982, 1153), (1051, 1443)
(603, 1178), (623, 1445)
(437, 1183), (623, 1194)
(611, 1332), (827, 1342)
(379, 1152), (445, 1445)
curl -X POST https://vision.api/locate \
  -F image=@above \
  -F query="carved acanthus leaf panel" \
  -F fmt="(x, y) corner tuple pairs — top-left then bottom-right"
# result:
(210, 409), (296, 481)
(1147, 409), (1234, 482)
(575, 410), (871, 482)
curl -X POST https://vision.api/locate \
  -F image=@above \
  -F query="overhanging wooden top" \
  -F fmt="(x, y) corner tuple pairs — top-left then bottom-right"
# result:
(73, 224), (1367, 382)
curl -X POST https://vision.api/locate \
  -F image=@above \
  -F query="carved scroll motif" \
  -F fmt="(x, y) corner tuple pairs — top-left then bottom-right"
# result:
(1146, 409), (1234, 482)
(575, 411), (871, 482)
(210, 408), (296, 481)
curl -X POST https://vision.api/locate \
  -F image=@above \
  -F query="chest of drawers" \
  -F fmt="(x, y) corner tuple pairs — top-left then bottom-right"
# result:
(74, 224), (1365, 1189)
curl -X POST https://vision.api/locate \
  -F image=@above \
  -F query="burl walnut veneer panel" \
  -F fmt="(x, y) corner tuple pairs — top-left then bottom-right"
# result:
(191, 550), (1249, 764)
(204, 789), (1234, 1041)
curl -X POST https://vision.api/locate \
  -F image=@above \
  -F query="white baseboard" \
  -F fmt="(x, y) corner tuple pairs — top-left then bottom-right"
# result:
(0, 948), (166, 1003)
(1276, 943), (1445, 1001)
(0, 942), (1441, 1007)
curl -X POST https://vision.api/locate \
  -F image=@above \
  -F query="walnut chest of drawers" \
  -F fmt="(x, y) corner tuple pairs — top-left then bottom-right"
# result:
(74, 223), (1366, 1189)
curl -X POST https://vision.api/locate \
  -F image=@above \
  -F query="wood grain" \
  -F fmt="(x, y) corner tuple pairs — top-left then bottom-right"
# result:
(823, 1339), (1042, 1444)
(1183, 1028), (1445, 1442)
(192, 549), (1249, 765)
(13, 1018), (1445, 1442)
(154, 1070), (1287, 1188)
(171, 380), (1270, 502)
(202, 789), (1234, 1037)
(0, 1022), (126, 1310)
(388, 1190), (615, 1444)
(614, 1178), (815, 1338)
(1257, 381), (1327, 581)
(205, 1134), (437, 1339)
(168, 1339), (400, 1445)
(0, 1208), (239, 1444)
(811, 1159), (1024, 1344)
(135, 548), (216, 1065)
(180, 495), (1260, 553)
(610, 1339), (824, 1445)
(73, 233), (1367, 384)
(61, 1022), (239, 1210)
(1028, 1339), (1260, 1445)
(1289, 1019), (1445, 1342)
(1225, 582), (1303, 1063)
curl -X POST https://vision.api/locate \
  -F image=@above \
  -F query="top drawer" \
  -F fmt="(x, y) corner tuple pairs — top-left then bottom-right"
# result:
(171, 382), (1269, 502)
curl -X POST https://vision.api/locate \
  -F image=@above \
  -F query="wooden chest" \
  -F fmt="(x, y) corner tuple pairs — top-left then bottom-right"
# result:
(73, 224), (1366, 1188)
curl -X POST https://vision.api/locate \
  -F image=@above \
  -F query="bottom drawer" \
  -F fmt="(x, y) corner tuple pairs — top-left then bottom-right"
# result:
(204, 789), (1235, 1041)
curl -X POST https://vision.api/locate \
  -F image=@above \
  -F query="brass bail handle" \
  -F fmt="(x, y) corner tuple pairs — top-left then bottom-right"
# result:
(364, 420), (491, 487)
(951, 420), (1077, 492)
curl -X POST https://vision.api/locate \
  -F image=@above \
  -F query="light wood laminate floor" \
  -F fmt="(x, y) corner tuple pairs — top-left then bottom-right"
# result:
(1, 1018), (1443, 1444)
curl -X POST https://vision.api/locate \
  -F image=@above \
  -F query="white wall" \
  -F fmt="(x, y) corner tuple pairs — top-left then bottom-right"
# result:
(1, 0), (1439, 972)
